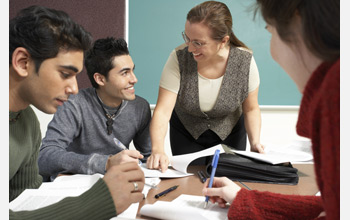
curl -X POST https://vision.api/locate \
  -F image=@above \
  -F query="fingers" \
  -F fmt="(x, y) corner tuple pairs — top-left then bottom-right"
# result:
(103, 162), (145, 213)
(130, 181), (145, 193)
(252, 143), (265, 154)
(203, 177), (226, 189)
(125, 150), (144, 159)
(160, 156), (169, 173)
(203, 186), (224, 198)
(257, 144), (265, 154)
(109, 150), (143, 168)
(128, 191), (145, 204)
(146, 153), (169, 172)
(147, 154), (159, 169)
(209, 197), (227, 208)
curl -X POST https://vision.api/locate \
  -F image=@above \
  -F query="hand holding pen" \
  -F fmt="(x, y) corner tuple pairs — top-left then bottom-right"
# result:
(204, 149), (220, 208)
(202, 160), (242, 208)
(105, 138), (144, 171)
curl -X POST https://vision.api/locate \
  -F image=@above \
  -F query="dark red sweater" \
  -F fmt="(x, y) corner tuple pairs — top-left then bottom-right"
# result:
(228, 59), (340, 220)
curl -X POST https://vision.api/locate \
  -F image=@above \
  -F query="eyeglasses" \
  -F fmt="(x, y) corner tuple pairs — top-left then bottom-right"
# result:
(182, 31), (206, 49)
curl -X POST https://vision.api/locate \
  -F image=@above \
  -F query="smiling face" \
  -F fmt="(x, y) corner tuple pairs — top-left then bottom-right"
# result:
(184, 21), (223, 63)
(98, 55), (138, 107)
(21, 50), (83, 114)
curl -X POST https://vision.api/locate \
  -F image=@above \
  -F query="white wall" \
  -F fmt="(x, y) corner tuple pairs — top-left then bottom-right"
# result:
(32, 105), (308, 157)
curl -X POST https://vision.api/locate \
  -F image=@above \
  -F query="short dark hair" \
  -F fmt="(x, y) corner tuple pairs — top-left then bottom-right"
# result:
(255, 0), (339, 62)
(9, 5), (93, 72)
(84, 37), (129, 88)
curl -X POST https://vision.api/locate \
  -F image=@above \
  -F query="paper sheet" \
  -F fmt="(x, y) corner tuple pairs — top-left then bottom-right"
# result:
(170, 144), (225, 173)
(140, 194), (228, 220)
(140, 145), (225, 178)
(140, 164), (193, 178)
(231, 140), (313, 165)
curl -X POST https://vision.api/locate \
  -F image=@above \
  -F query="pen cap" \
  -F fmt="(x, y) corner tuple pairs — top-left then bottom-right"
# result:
(212, 149), (220, 167)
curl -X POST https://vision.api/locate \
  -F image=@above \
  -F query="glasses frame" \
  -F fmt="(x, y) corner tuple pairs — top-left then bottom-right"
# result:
(182, 31), (206, 49)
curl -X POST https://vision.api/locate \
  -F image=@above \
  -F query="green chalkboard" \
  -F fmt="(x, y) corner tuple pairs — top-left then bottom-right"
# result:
(129, 0), (301, 105)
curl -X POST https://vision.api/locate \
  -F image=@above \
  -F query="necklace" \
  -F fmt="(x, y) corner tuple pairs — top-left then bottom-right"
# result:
(95, 90), (120, 135)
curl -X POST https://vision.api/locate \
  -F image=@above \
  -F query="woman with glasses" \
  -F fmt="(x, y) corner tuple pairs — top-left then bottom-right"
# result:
(147, 1), (264, 172)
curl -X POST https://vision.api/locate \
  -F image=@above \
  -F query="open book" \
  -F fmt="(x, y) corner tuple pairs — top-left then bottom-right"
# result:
(140, 194), (228, 220)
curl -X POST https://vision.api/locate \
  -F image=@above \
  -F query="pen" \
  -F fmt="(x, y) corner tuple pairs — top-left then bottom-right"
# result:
(113, 137), (142, 165)
(197, 171), (206, 183)
(154, 185), (179, 199)
(113, 137), (127, 150)
(204, 149), (220, 209)
(238, 181), (251, 190)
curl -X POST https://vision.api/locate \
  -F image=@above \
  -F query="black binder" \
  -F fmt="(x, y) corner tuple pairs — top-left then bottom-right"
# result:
(206, 153), (299, 185)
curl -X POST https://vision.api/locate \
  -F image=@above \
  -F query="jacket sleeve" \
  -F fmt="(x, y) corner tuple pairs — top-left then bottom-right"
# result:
(10, 178), (116, 220)
(9, 114), (43, 202)
(228, 189), (324, 220)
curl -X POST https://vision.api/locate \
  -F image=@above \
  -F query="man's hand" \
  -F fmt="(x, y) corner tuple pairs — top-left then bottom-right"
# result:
(106, 150), (144, 170)
(103, 162), (145, 214)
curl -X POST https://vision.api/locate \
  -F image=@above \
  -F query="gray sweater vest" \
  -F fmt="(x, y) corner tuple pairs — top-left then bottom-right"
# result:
(174, 45), (252, 140)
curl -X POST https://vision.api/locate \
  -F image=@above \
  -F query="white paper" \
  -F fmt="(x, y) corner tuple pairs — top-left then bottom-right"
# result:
(141, 164), (193, 178)
(231, 140), (313, 165)
(140, 194), (228, 220)
(140, 145), (224, 178)
(170, 145), (225, 173)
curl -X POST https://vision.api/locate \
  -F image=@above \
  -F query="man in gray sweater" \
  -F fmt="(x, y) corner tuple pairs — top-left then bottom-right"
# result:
(38, 37), (152, 181)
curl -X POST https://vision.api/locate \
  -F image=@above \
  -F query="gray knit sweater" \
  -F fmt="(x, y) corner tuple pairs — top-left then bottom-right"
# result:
(38, 87), (151, 180)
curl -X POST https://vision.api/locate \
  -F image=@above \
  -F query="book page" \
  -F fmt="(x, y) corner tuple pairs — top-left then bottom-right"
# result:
(170, 145), (225, 173)
(140, 145), (224, 177)
(140, 194), (228, 220)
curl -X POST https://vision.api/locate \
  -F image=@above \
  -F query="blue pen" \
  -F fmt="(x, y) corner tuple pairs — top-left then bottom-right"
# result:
(204, 149), (220, 209)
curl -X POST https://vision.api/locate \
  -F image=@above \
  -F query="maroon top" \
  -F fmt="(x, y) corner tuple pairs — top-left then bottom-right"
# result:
(228, 59), (340, 220)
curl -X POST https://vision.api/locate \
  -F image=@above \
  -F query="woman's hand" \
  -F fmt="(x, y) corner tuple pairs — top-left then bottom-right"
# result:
(202, 177), (241, 207)
(146, 152), (169, 173)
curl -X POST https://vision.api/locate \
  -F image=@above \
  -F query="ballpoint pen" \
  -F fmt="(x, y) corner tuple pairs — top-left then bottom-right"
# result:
(154, 185), (179, 199)
(113, 137), (127, 150)
(197, 170), (207, 183)
(204, 149), (220, 209)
